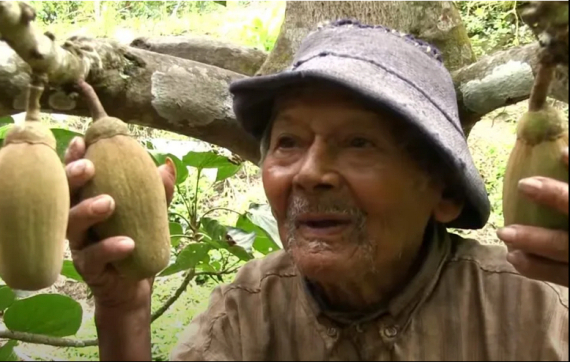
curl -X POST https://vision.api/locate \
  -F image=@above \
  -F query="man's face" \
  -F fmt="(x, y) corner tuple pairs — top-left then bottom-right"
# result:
(261, 84), (453, 286)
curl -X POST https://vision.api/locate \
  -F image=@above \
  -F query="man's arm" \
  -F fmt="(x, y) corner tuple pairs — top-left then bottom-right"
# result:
(95, 305), (152, 361)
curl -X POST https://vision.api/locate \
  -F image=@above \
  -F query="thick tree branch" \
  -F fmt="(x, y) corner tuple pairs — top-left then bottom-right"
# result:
(130, 35), (267, 76)
(453, 42), (568, 135)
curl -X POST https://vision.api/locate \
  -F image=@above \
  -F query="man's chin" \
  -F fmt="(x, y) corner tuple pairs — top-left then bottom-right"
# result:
(288, 244), (356, 283)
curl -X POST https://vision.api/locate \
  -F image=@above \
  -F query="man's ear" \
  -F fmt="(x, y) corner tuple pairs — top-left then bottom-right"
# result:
(433, 192), (464, 224)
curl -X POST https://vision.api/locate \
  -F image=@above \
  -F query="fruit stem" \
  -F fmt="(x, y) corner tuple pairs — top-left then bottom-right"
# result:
(528, 51), (556, 112)
(24, 72), (47, 122)
(75, 78), (108, 121)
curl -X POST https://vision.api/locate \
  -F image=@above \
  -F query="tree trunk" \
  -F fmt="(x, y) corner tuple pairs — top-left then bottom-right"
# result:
(257, 1), (476, 75)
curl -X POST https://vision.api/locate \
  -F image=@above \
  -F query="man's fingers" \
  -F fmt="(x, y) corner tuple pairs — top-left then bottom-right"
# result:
(158, 157), (176, 206)
(74, 237), (135, 277)
(497, 225), (569, 263)
(518, 176), (569, 215)
(64, 137), (86, 165)
(67, 194), (115, 250)
(507, 250), (569, 287)
(66, 159), (95, 196)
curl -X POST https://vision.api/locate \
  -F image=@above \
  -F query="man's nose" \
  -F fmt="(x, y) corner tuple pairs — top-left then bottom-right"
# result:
(292, 140), (341, 192)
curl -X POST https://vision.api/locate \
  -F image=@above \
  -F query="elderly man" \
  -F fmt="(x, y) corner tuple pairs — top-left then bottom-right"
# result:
(64, 21), (568, 361)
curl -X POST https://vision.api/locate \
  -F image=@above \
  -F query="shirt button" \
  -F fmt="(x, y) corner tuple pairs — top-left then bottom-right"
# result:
(327, 327), (337, 337)
(384, 326), (399, 338)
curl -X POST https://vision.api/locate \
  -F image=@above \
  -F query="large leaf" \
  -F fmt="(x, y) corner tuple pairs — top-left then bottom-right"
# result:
(236, 215), (280, 255)
(159, 243), (211, 277)
(201, 217), (254, 260)
(50, 128), (83, 162)
(4, 294), (83, 337)
(60, 260), (84, 282)
(149, 151), (188, 185)
(170, 222), (184, 248)
(216, 163), (242, 182)
(183, 151), (237, 172)
(200, 217), (227, 248)
(0, 340), (19, 362)
(0, 285), (16, 312)
(245, 203), (283, 249)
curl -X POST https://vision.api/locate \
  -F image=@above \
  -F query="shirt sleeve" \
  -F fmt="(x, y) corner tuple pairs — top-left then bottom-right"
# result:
(169, 285), (242, 361)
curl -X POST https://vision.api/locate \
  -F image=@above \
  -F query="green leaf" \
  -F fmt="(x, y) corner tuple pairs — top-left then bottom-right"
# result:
(246, 203), (282, 249)
(149, 151), (188, 185)
(236, 214), (280, 255)
(50, 128), (83, 162)
(170, 222), (184, 248)
(0, 285), (16, 312)
(0, 124), (13, 140)
(183, 151), (234, 170)
(215, 163), (242, 182)
(4, 294), (83, 337)
(60, 260), (84, 282)
(0, 116), (14, 126)
(159, 244), (211, 277)
(214, 1), (226, 6)
(200, 217), (227, 246)
(0, 340), (19, 362)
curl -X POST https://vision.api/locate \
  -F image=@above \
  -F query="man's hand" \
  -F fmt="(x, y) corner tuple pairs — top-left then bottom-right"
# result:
(497, 147), (569, 287)
(65, 136), (176, 311)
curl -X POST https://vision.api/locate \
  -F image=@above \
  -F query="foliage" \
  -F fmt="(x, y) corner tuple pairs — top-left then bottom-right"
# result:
(456, 1), (535, 58)
(0, 122), (282, 361)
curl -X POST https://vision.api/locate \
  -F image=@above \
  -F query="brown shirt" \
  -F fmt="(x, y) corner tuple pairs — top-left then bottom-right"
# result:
(170, 224), (569, 361)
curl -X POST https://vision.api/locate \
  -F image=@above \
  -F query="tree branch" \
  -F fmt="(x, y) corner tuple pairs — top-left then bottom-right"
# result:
(0, 329), (98, 347)
(130, 35), (267, 76)
(452, 42), (568, 135)
(151, 269), (195, 322)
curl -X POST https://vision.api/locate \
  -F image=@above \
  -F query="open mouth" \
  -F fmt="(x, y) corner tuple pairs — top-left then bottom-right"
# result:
(295, 214), (352, 236)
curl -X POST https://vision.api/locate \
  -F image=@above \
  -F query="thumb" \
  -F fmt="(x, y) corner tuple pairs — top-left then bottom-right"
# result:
(158, 157), (176, 206)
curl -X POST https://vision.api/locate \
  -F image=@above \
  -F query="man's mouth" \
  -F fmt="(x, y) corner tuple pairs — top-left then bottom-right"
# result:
(295, 214), (352, 237)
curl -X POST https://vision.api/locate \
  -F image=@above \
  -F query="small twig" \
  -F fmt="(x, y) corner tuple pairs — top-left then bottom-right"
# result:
(0, 329), (98, 347)
(200, 207), (243, 220)
(74, 78), (108, 120)
(151, 269), (196, 322)
(528, 55), (556, 112)
(24, 73), (47, 122)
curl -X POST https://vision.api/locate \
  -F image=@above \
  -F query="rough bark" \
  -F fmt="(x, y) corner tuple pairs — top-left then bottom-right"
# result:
(257, 1), (476, 75)
(453, 42), (569, 135)
(0, 41), (260, 163)
(130, 35), (267, 76)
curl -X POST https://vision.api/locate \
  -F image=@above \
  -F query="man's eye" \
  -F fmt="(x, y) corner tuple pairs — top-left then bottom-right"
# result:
(276, 136), (297, 149)
(349, 137), (374, 148)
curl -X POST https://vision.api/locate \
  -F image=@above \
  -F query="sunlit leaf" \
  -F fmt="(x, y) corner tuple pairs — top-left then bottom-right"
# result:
(4, 294), (83, 337)
(0, 124), (14, 140)
(60, 260), (84, 282)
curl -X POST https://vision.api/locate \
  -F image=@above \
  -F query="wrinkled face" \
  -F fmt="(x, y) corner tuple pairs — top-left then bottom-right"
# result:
(261, 84), (460, 285)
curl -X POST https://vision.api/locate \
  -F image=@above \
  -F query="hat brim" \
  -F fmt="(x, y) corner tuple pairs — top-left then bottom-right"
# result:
(230, 55), (490, 230)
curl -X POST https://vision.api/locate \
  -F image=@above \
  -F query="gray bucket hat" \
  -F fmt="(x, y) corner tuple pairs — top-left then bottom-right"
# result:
(229, 20), (490, 230)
